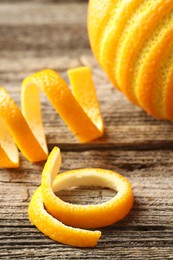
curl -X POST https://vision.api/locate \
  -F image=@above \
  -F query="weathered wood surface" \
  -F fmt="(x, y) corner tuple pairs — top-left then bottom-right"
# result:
(0, 1), (173, 259)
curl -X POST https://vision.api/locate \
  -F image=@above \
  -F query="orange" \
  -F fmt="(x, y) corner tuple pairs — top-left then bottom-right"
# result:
(29, 146), (134, 247)
(88, 0), (173, 120)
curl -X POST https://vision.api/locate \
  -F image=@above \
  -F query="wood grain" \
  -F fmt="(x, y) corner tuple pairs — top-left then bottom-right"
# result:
(0, 150), (173, 259)
(0, 1), (173, 259)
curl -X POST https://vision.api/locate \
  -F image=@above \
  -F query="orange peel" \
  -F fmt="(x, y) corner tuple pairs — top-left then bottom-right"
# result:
(88, 0), (173, 121)
(22, 68), (104, 143)
(41, 147), (134, 229)
(0, 87), (47, 167)
(0, 67), (104, 168)
(29, 146), (134, 247)
(28, 186), (101, 248)
(28, 146), (133, 247)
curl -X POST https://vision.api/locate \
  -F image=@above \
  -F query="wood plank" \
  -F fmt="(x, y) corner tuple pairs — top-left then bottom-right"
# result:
(0, 150), (172, 259)
(0, 2), (87, 26)
(1, 0), (87, 2)
(0, 2), (89, 51)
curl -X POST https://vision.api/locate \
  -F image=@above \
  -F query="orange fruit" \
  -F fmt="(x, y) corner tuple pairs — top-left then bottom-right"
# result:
(29, 146), (134, 247)
(88, 0), (173, 120)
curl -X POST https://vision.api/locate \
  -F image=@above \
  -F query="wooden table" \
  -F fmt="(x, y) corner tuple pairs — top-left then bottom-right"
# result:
(0, 1), (173, 259)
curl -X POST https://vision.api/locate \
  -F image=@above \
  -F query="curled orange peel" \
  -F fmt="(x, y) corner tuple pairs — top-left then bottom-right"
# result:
(28, 186), (101, 248)
(28, 146), (134, 247)
(0, 67), (104, 168)
(0, 87), (47, 167)
(22, 68), (104, 143)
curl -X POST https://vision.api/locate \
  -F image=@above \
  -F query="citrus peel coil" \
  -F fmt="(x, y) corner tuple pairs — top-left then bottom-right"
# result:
(0, 67), (104, 168)
(28, 147), (134, 247)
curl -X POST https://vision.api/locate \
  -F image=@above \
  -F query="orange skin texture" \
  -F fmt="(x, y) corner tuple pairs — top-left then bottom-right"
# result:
(0, 87), (47, 165)
(165, 65), (173, 120)
(88, 0), (173, 121)
(29, 186), (101, 248)
(22, 68), (103, 143)
(42, 168), (134, 229)
(137, 29), (173, 118)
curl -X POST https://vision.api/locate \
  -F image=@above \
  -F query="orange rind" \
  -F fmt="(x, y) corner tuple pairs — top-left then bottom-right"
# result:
(22, 68), (103, 144)
(88, 0), (173, 121)
(29, 146), (134, 247)
(28, 186), (101, 248)
(0, 67), (104, 168)
(0, 87), (47, 167)
(42, 147), (134, 229)
(68, 67), (104, 134)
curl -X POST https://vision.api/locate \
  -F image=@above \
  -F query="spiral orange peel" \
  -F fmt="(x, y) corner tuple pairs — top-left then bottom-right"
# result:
(28, 186), (101, 248)
(28, 146), (134, 247)
(0, 87), (47, 167)
(0, 67), (104, 168)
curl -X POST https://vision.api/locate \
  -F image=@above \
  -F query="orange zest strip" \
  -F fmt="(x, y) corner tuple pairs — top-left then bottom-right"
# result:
(22, 68), (103, 144)
(28, 186), (101, 248)
(0, 87), (47, 167)
(0, 67), (104, 168)
(41, 147), (134, 229)
(68, 67), (104, 134)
